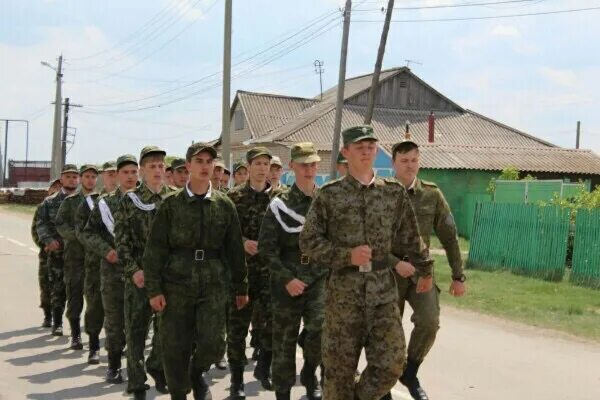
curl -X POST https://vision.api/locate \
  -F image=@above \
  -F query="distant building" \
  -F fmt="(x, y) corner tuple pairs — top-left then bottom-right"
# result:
(214, 67), (600, 237)
(7, 160), (51, 187)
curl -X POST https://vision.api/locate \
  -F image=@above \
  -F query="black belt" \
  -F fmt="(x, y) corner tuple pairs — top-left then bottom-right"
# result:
(173, 248), (221, 261)
(280, 250), (311, 265)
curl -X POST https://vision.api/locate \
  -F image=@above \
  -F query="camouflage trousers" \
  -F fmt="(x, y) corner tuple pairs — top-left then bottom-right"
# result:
(271, 277), (325, 392)
(64, 257), (85, 321)
(255, 269), (273, 353)
(38, 250), (51, 312)
(396, 276), (440, 364)
(323, 298), (406, 400)
(100, 260), (125, 357)
(84, 255), (104, 338)
(160, 288), (227, 397)
(124, 280), (163, 393)
(47, 251), (66, 316)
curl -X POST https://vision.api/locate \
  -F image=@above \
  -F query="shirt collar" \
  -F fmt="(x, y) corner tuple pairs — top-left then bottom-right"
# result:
(346, 170), (376, 189)
(186, 181), (212, 199)
(408, 178), (417, 191)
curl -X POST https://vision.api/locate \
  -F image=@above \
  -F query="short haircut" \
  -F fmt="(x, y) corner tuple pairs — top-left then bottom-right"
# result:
(140, 153), (165, 166)
(392, 142), (419, 160)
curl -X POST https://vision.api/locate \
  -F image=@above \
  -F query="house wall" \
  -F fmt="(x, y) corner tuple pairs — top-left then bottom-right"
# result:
(347, 72), (461, 112)
(230, 102), (252, 146)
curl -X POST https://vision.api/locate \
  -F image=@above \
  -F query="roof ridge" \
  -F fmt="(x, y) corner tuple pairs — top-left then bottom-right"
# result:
(238, 90), (317, 102)
(382, 142), (592, 153)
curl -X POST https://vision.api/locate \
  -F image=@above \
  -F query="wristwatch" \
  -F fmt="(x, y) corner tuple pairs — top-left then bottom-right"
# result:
(452, 274), (466, 282)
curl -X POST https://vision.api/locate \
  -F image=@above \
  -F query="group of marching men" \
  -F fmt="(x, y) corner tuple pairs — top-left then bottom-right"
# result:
(32, 124), (467, 400)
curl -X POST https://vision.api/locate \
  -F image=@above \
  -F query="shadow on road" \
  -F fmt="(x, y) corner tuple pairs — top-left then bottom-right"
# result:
(26, 381), (127, 399)
(20, 362), (106, 384)
(6, 345), (84, 366)
(0, 332), (59, 353)
(0, 326), (49, 341)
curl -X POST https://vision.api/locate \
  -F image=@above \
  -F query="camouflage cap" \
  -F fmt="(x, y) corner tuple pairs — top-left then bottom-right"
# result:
(101, 161), (117, 172)
(79, 164), (99, 175)
(139, 145), (166, 163)
(213, 157), (226, 169)
(290, 142), (321, 164)
(342, 125), (378, 146)
(171, 157), (187, 171)
(186, 142), (217, 160)
(246, 146), (272, 163)
(336, 152), (348, 164)
(232, 161), (247, 173)
(270, 156), (283, 167)
(49, 178), (62, 186)
(61, 164), (78, 174)
(116, 154), (138, 170)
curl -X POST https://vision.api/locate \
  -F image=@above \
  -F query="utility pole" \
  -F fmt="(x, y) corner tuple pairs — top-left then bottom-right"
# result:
(221, 0), (233, 168)
(576, 120), (581, 149)
(0, 121), (7, 187)
(314, 60), (324, 100)
(41, 55), (63, 179)
(364, 0), (395, 125)
(60, 98), (82, 165)
(329, 0), (352, 180)
(0, 119), (29, 187)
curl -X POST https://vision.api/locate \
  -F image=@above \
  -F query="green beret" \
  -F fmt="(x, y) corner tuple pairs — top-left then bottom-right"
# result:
(117, 154), (138, 170)
(290, 142), (321, 164)
(246, 146), (272, 163)
(342, 125), (378, 146)
(186, 142), (217, 160)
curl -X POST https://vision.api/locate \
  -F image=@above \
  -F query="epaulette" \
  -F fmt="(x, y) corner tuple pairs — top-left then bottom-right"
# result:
(320, 176), (344, 190)
(421, 180), (438, 188)
(383, 177), (402, 186)
(163, 190), (181, 200)
(168, 185), (179, 191)
(65, 192), (80, 200)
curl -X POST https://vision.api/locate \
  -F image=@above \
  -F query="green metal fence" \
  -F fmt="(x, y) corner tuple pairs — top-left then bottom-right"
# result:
(468, 203), (570, 281)
(571, 209), (600, 289)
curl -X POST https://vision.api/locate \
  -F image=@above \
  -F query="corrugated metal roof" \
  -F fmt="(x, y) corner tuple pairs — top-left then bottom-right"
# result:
(263, 104), (553, 148)
(319, 68), (403, 103)
(237, 91), (317, 139)
(378, 143), (600, 174)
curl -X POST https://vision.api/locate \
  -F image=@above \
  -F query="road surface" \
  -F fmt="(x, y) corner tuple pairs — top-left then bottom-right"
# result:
(0, 208), (599, 399)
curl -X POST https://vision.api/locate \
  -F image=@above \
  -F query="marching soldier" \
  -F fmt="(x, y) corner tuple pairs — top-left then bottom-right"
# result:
(115, 146), (172, 399)
(259, 142), (326, 400)
(36, 164), (80, 336)
(171, 157), (189, 189)
(81, 154), (139, 384)
(100, 161), (118, 194)
(299, 126), (433, 400)
(211, 157), (226, 191)
(143, 142), (249, 400)
(31, 178), (62, 327)
(56, 164), (99, 350)
(382, 139), (467, 400)
(336, 152), (348, 177)
(269, 156), (287, 191)
(221, 167), (231, 188)
(232, 161), (249, 187)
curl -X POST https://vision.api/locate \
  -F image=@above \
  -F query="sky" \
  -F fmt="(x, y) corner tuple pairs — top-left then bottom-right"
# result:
(1, 0), (599, 167)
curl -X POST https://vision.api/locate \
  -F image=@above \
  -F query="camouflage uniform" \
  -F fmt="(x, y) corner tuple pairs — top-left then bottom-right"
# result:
(115, 181), (172, 393)
(32, 205), (51, 319)
(227, 180), (280, 369)
(81, 187), (127, 372)
(259, 182), (327, 394)
(397, 178), (463, 364)
(56, 191), (88, 327)
(75, 193), (104, 348)
(299, 126), (433, 400)
(36, 189), (70, 328)
(144, 177), (247, 398)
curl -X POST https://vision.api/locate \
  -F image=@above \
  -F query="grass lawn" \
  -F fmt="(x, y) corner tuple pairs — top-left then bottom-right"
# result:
(434, 254), (600, 341)
(0, 203), (37, 215)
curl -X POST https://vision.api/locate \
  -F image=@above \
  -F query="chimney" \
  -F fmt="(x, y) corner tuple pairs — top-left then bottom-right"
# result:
(428, 111), (435, 143)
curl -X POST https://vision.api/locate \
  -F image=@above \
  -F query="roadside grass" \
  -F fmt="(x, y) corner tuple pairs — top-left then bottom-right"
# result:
(434, 254), (600, 341)
(0, 203), (37, 215)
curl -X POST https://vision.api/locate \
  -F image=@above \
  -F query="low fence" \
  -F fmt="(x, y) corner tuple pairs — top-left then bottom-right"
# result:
(571, 209), (600, 288)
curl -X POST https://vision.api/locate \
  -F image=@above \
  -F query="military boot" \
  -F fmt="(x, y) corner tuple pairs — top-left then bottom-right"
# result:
(105, 350), (123, 384)
(229, 366), (246, 399)
(253, 350), (273, 390)
(275, 390), (291, 400)
(399, 360), (429, 400)
(170, 393), (187, 400)
(191, 371), (212, 400)
(214, 357), (227, 370)
(69, 318), (83, 350)
(148, 367), (169, 394)
(42, 307), (52, 328)
(300, 362), (322, 400)
(51, 308), (63, 336)
(132, 390), (146, 400)
(88, 334), (100, 364)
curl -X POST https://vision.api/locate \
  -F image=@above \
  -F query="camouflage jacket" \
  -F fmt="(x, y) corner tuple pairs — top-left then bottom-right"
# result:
(36, 189), (69, 248)
(299, 174), (433, 306)
(31, 204), (42, 248)
(81, 188), (125, 261)
(408, 178), (463, 278)
(227, 181), (281, 270)
(56, 191), (93, 262)
(74, 193), (100, 254)
(114, 182), (173, 279)
(143, 185), (247, 299)
(258, 184), (327, 288)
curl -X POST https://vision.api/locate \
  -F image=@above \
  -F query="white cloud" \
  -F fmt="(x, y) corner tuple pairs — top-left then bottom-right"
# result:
(539, 67), (578, 89)
(491, 24), (521, 38)
(170, 0), (212, 21)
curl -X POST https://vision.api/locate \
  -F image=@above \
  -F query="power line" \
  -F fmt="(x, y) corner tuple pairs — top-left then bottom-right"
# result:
(353, 0), (543, 11)
(353, 6), (600, 22)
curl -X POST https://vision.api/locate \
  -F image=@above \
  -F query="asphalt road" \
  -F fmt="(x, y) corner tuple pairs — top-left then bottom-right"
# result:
(0, 208), (599, 400)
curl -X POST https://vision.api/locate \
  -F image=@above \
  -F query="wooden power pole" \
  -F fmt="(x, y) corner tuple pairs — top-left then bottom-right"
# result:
(221, 0), (233, 168)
